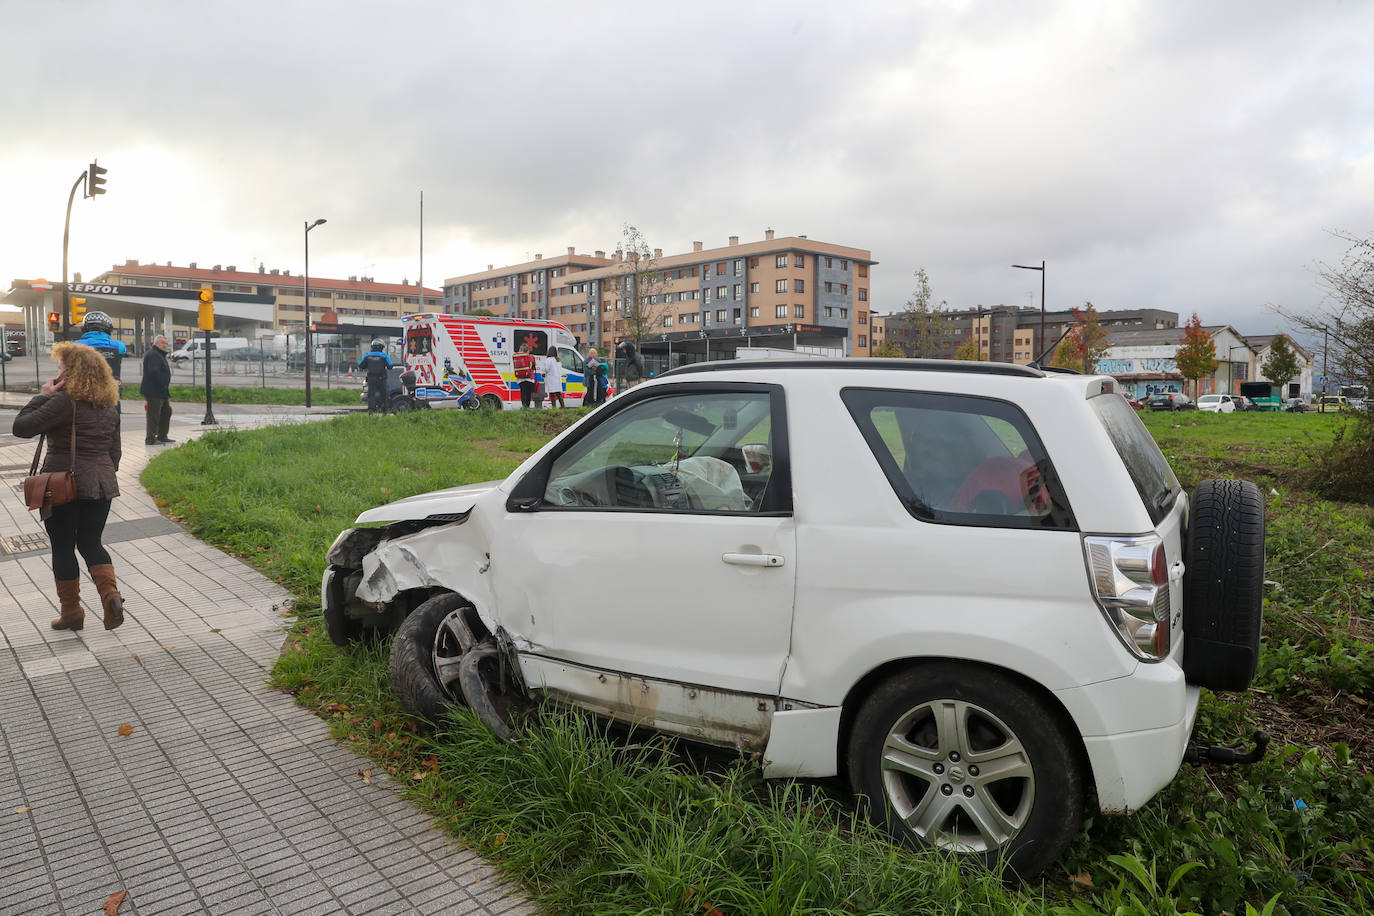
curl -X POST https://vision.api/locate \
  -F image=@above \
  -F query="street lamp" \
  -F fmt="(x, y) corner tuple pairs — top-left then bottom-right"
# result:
(304, 218), (327, 408)
(1011, 260), (1046, 355)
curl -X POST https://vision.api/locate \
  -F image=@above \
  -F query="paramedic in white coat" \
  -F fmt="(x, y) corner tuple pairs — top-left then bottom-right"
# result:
(541, 346), (565, 408)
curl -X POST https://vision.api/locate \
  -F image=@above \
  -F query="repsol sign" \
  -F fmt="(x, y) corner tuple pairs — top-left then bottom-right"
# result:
(68, 283), (121, 295)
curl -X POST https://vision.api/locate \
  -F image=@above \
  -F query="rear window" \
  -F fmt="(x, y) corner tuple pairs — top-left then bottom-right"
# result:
(842, 388), (1075, 530)
(1090, 393), (1180, 524)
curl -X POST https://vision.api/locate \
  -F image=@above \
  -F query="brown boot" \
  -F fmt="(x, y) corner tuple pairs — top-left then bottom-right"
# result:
(89, 564), (125, 630)
(52, 578), (84, 631)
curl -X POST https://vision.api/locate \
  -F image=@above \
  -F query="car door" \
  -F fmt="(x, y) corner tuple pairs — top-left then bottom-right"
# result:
(490, 383), (796, 700)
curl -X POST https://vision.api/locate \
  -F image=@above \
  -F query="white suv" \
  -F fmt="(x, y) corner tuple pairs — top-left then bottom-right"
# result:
(323, 360), (1266, 876)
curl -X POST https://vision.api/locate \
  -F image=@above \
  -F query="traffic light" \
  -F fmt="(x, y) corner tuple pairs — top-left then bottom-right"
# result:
(198, 287), (215, 331)
(88, 162), (107, 196)
(70, 297), (87, 327)
(48, 311), (61, 332)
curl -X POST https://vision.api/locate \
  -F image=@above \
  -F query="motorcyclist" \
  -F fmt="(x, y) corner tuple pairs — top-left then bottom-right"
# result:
(79, 311), (127, 411)
(79, 311), (127, 380)
(357, 339), (393, 413)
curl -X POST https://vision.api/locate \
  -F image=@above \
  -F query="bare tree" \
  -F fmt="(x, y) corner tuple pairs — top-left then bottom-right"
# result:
(1284, 231), (1374, 395)
(611, 223), (674, 348)
(895, 268), (955, 358)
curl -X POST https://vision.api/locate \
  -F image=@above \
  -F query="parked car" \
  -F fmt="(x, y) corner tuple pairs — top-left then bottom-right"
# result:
(1284, 397), (1308, 413)
(1122, 394), (1145, 410)
(1147, 392), (1196, 411)
(1197, 394), (1242, 413)
(322, 360), (1267, 877)
(1237, 396), (1262, 411)
(228, 347), (272, 361)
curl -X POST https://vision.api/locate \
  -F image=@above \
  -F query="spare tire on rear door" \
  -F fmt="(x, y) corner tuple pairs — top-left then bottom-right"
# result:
(1182, 478), (1265, 691)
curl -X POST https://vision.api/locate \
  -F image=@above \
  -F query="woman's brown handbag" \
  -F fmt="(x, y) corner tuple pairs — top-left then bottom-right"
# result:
(23, 407), (78, 513)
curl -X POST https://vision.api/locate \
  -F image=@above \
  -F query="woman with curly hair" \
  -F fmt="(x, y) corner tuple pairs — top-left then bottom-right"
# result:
(13, 341), (125, 631)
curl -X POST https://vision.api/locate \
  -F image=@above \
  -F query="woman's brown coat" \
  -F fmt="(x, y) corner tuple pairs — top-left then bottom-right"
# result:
(13, 392), (121, 499)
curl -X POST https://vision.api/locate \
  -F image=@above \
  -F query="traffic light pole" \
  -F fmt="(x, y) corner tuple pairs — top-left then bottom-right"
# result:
(61, 170), (88, 339)
(201, 327), (216, 426)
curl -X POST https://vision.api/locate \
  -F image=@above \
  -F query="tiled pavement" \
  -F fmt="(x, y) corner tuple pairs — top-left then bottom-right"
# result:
(0, 399), (536, 915)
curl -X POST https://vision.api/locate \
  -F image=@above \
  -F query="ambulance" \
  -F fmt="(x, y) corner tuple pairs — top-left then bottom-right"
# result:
(401, 313), (601, 409)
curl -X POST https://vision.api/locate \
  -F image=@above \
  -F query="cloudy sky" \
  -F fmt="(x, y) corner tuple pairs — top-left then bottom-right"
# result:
(4, 1), (1372, 339)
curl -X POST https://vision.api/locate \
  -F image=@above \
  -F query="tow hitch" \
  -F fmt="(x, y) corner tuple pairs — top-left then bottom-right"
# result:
(1183, 730), (1270, 765)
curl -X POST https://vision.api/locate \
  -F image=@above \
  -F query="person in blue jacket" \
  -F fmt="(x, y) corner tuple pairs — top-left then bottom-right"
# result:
(79, 311), (127, 411)
(357, 339), (393, 413)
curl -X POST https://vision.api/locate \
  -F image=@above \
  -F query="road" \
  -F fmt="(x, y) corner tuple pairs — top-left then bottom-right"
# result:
(1, 352), (362, 393)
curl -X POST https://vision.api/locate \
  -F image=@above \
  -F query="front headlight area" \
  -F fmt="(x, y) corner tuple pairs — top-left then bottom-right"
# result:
(1083, 535), (1172, 661)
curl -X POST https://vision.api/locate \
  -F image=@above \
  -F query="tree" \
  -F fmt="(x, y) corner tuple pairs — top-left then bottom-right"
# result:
(610, 223), (673, 347)
(1175, 313), (1218, 396)
(953, 338), (982, 361)
(1049, 302), (1112, 373)
(1285, 230), (1374, 396)
(893, 268), (955, 357)
(1260, 334), (1301, 389)
(469, 307), (496, 317)
(872, 339), (906, 358)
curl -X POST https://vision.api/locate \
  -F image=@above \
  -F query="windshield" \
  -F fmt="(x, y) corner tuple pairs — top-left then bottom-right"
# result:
(1090, 393), (1180, 525)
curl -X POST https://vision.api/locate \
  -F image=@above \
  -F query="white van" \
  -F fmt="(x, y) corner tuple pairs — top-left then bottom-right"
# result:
(170, 338), (250, 362)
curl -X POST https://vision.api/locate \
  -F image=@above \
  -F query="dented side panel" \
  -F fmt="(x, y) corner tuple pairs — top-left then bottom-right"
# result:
(519, 654), (773, 751)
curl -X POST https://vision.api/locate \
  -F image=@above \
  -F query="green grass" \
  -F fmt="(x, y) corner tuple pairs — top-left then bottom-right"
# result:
(164, 384), (362, 405)
(143, 407), (1374, 916)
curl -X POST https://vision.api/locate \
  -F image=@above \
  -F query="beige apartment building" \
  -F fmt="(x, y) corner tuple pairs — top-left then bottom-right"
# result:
(443, 231), (876, 360)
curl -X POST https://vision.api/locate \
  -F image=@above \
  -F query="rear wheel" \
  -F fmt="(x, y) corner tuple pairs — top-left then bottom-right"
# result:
(848, 663), (1083, 878)
(482, 394), (503, 411)
(389, 593), (475, 721)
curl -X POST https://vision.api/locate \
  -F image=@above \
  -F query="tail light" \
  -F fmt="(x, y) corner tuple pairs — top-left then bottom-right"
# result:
(1083, 534), (1172, 661)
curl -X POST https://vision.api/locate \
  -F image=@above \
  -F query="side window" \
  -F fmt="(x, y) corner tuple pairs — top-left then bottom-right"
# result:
(542, 391), (776, 513)
(842, 388), (1074, 530)
(558, 347), (583, 373)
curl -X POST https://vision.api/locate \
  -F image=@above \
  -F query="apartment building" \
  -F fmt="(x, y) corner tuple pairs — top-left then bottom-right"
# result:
(882, 305), (1179, 364)
(443, 231), (876, 360)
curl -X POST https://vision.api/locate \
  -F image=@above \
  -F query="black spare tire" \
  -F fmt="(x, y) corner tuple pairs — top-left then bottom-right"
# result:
(1182, 478), (1265, 691)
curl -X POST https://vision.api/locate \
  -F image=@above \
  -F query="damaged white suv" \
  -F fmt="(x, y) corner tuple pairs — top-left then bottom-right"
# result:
(322, 359), (1266, 876)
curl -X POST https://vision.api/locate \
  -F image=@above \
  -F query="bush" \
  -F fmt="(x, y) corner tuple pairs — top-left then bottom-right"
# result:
(1306, 416), (1374, 504)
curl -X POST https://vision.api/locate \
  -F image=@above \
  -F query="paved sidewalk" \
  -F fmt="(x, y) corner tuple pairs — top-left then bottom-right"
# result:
(0, 402), (536, 915)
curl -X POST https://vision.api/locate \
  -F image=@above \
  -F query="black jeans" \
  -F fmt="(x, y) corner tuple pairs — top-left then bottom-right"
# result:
(44, 499), (112, 580)
(519, 380), (535, 408)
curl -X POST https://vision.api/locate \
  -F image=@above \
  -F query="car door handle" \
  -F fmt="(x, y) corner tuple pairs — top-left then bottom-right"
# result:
(722, 553), (785, 568)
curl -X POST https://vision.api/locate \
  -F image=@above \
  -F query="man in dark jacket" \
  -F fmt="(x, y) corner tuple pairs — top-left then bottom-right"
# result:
(140, 335), (174, 445)
(358, 339), (393, 413)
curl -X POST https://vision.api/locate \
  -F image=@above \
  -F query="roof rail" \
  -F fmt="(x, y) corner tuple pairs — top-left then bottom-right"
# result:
(666, 358), (1045, 379)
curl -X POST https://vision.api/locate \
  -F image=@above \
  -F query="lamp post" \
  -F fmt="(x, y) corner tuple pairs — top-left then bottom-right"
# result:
(1011, 260), (1046, 355)
(304, 218), (327, 407)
